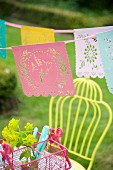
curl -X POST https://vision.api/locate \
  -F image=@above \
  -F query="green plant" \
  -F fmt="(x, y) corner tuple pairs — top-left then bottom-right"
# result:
(1, 0), (113, 29)
(2, 118), (37, 148)
(0, 63), (17, 98)
(0, 62), (17, 113)
(2, 118), (37, 167)
(76, 0), (113, 10)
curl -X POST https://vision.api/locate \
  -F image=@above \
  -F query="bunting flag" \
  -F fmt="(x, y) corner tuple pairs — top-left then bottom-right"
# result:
(74, 26), (113, 78)
(0, 19), (6, 59)
(21, 26), (55, 45)
(12, 42), (75, 97)
(97, 30), (113, 94)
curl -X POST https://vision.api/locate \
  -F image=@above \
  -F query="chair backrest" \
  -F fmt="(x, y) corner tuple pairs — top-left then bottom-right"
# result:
(49, 78), (112, 170)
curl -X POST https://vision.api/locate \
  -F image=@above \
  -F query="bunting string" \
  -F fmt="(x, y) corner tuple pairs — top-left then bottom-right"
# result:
(0, 34), (97, 50)
(5, 21), (74, 33)
(5, 21), (21, 29)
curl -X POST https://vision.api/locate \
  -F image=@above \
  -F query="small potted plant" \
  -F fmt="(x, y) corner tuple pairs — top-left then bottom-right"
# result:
(2, 118), (37, 169)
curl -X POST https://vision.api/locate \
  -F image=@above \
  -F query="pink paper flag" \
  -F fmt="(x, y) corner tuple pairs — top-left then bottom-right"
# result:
(12, 42), (75, 97)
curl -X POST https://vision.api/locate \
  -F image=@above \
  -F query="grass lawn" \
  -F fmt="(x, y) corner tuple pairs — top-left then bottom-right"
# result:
(0, 25), (113, 170)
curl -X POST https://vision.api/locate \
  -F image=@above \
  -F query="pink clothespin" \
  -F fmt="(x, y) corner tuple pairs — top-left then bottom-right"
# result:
(49, 128), (72, 169)
(0, 143), (14, 170)
(49, 127), (63, 143)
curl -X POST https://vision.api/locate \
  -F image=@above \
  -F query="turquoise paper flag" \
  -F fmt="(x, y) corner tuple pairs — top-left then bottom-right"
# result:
(97, 30), (113, 94)
(0, 19), (6, 59)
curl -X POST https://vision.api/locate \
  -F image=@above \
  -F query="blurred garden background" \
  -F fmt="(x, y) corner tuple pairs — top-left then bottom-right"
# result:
(0, 0), (113, 169)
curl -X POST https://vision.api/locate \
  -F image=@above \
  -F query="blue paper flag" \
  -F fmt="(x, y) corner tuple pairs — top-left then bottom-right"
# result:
(97, 30), (113, 94)
(0, 19), (6, 59)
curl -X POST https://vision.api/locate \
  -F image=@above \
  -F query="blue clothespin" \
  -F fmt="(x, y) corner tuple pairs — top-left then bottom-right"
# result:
(0, 153), (2, 164)
(0, 145), (6, 168)
(33, 127), (38, 138)
(37, 134), (48, 158)
(34, 125), (49, 158)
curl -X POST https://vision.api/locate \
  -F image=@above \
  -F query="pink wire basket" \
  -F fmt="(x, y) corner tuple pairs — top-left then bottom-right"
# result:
(0, 137), (71, 170)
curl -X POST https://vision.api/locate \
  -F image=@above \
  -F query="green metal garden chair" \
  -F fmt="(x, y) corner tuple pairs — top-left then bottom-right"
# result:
(49, 78), (112, 170)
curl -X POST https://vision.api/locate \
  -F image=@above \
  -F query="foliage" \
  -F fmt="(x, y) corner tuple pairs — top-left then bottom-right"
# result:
(2, 118), (37, 165)
(0, 62), (17, 98)
(76, 0), (113, 10)
(2, 118), (37, 148)
(19, 147), (36, 165)
(16, 0), (78, 11)
(0, 62), (17, 113)
(19, 148), (31, 160)
(0, 0), (113, 29)
(12, 0), (113, 10)
(19, 148), (35, 162)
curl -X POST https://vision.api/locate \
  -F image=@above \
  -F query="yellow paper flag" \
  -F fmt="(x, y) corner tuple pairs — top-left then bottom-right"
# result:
(21, 26), (55, 45)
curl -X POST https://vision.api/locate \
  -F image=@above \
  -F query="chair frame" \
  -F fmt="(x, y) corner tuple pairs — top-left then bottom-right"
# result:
(49, 78), (112, 170)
